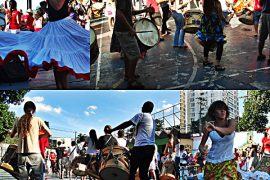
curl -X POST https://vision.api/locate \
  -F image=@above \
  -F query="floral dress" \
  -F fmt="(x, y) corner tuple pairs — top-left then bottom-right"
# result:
(196, 11), (225, 43)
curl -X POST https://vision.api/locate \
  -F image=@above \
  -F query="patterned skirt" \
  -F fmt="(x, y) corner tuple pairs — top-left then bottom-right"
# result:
(254, 155), (270, 174)
(204, 159), (242, 179)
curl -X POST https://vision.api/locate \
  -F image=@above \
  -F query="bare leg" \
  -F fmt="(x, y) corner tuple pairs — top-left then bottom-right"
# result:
(258, 40), (265, 56)
(254, 24), (258, 36)
(53, 68), (68, 89)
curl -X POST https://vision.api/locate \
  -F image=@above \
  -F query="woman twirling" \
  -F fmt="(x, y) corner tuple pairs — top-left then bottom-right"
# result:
(199, 100), (241, 179)
(0, 0), (90, 89)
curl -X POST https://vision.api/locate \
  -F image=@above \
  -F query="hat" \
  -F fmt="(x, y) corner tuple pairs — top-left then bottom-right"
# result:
(27, 9), (32, 13)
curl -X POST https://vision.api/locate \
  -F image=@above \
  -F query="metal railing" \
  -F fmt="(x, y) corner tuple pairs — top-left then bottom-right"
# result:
(152, 103), (181, 131)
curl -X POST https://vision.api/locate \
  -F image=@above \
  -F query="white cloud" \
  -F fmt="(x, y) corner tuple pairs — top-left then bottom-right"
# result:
(87, 106), (98, 110)
(9, 96), (62, 115)
(32, 96), (44, 103)
(162, 103), (173, 113)
(116, 90), (127, 93)
(162, 100), (167, 104)
(84, 111), (90, 116)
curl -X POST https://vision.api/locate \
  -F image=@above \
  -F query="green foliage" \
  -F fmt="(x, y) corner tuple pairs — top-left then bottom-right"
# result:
(0, 90), (29, 104)
(240, 90), (270, 132)
(0, 90), (29, 142)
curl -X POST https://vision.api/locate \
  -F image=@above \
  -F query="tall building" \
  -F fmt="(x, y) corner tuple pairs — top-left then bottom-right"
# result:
(180, 90), (239, 133)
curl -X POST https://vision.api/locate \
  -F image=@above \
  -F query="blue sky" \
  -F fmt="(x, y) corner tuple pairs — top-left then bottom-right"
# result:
(8, 90), (181, 138)
(8, 90), (249, 138)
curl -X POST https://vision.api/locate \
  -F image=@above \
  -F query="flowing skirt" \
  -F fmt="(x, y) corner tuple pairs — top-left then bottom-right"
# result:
(0, 17), (90, 80)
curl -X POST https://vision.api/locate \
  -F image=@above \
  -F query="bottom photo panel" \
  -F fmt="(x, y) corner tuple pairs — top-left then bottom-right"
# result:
(0, 90), (269, 180)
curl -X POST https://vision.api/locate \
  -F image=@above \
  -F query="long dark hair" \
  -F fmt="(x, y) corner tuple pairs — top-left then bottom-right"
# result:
(18, 101), (36, 138)
(203, 0), (214, 17)
(9, 0), (17, 17)
(89, 129), (98, 146)
(207, 100), (229, 120)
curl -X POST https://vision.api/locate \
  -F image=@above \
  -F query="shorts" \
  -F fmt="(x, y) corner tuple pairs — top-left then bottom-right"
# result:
(115, 31), (141, 61)
(259, 13), (270, 42)
(254, 10), (262, 25)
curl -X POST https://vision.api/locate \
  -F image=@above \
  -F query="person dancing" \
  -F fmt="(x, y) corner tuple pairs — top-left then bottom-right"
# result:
(199, 100), (240, 179)
(4, 0), (21, 33)
(196, 0), (228, 71)
(110, 101), (156, 180)
(0, 0), (90, 89)
(10, 101), (52, 179)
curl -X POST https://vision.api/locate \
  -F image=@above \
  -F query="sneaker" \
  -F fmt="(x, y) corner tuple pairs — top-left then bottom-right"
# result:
(257, 54), (266, 61)
(128, 80), (145, 89)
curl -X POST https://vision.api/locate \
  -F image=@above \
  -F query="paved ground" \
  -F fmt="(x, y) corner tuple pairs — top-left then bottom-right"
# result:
(0, 69), (91, 90)
(90, 15), (270, 90)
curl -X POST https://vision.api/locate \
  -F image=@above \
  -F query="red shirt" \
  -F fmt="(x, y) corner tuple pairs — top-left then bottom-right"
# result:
(147, 0), (160, 12)
(262, 137), (270, 154)
(25, 13), (34, 31)
(49, 153), (57, 162)
(8, 10), (20, 30)
(254, 0), (263, 11)
(39, 130), (49, 158)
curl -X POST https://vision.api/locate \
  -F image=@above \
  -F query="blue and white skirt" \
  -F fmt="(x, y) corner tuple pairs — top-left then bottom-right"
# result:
(0, 17), (90, 80)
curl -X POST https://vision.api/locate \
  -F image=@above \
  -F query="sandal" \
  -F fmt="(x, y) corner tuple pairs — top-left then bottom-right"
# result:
(215, 65), (225, 71)
(203, 60), (213, 66)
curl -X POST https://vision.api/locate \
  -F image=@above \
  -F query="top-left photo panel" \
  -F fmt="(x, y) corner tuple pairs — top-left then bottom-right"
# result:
(0, 0), (90, 90)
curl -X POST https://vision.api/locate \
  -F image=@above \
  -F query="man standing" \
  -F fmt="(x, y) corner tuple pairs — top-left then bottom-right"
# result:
(110, 0), (150, 89)
(96, 125), (118, 150)
(257, 0), (270, 60)
(110, 101), (156, 180)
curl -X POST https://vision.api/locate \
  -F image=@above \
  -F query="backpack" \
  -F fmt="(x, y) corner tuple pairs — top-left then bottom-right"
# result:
(0, 54), (29, 83)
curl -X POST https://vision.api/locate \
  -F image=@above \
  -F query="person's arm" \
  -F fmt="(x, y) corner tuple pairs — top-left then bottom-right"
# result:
(17, 12), (21, 26)
(132, 6), (150, 16)
(39, 119), (52, 138)
(111, 120), (135, 133)
(210, 119), (236, 136)
(163, 143), (169, 156)
(47, 0), (66, 11)
(116, 9), (135, 35)
(10, 119), (18, 138)
(199, 126), (211, 155)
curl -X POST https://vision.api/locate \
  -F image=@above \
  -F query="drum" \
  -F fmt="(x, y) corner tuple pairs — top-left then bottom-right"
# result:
(134, 18), (160, 51)
(183, 10), (203, 34)
(71, 156), (89, 176)
(90, 27), (99, 65)
(159, 159), (176, 180)
(238, 9), (254, 25)
(99, 146), (130, 180)
(233, 0), (245, 16)
(0, 144), (19, 179)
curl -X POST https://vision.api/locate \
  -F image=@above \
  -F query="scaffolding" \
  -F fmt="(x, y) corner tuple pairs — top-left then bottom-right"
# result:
(152, 103), (181, 131)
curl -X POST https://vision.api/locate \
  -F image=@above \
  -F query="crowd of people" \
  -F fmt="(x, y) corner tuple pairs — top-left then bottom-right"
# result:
(5, 101), (181, 180)
(89, 0), (270, 89)
(179, 100), (270, 179)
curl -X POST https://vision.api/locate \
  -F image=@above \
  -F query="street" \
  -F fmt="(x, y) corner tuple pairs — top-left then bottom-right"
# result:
(90, 15), (270, 90)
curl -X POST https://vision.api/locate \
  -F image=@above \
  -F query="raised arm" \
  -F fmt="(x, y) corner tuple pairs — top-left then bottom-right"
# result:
(211, 119), (236, 136)
(47, 0), (66, 11)
(111, 120), (135, 133)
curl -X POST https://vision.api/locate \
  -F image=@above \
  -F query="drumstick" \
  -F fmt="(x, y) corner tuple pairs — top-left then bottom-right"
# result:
(136, 30), (153, 33)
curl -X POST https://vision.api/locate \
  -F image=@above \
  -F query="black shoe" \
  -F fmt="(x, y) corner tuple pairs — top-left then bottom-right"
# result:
(257, 54), (266, 61)
(166, 28), (172, 31)
(166, 31), (171, 35)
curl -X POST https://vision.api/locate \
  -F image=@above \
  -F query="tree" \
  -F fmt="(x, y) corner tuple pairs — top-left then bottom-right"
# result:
(191, 116), (207, 133)
(156, 119), (164, 131)
(0, 90), (29, 142)
(240, 90), (270, 133)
